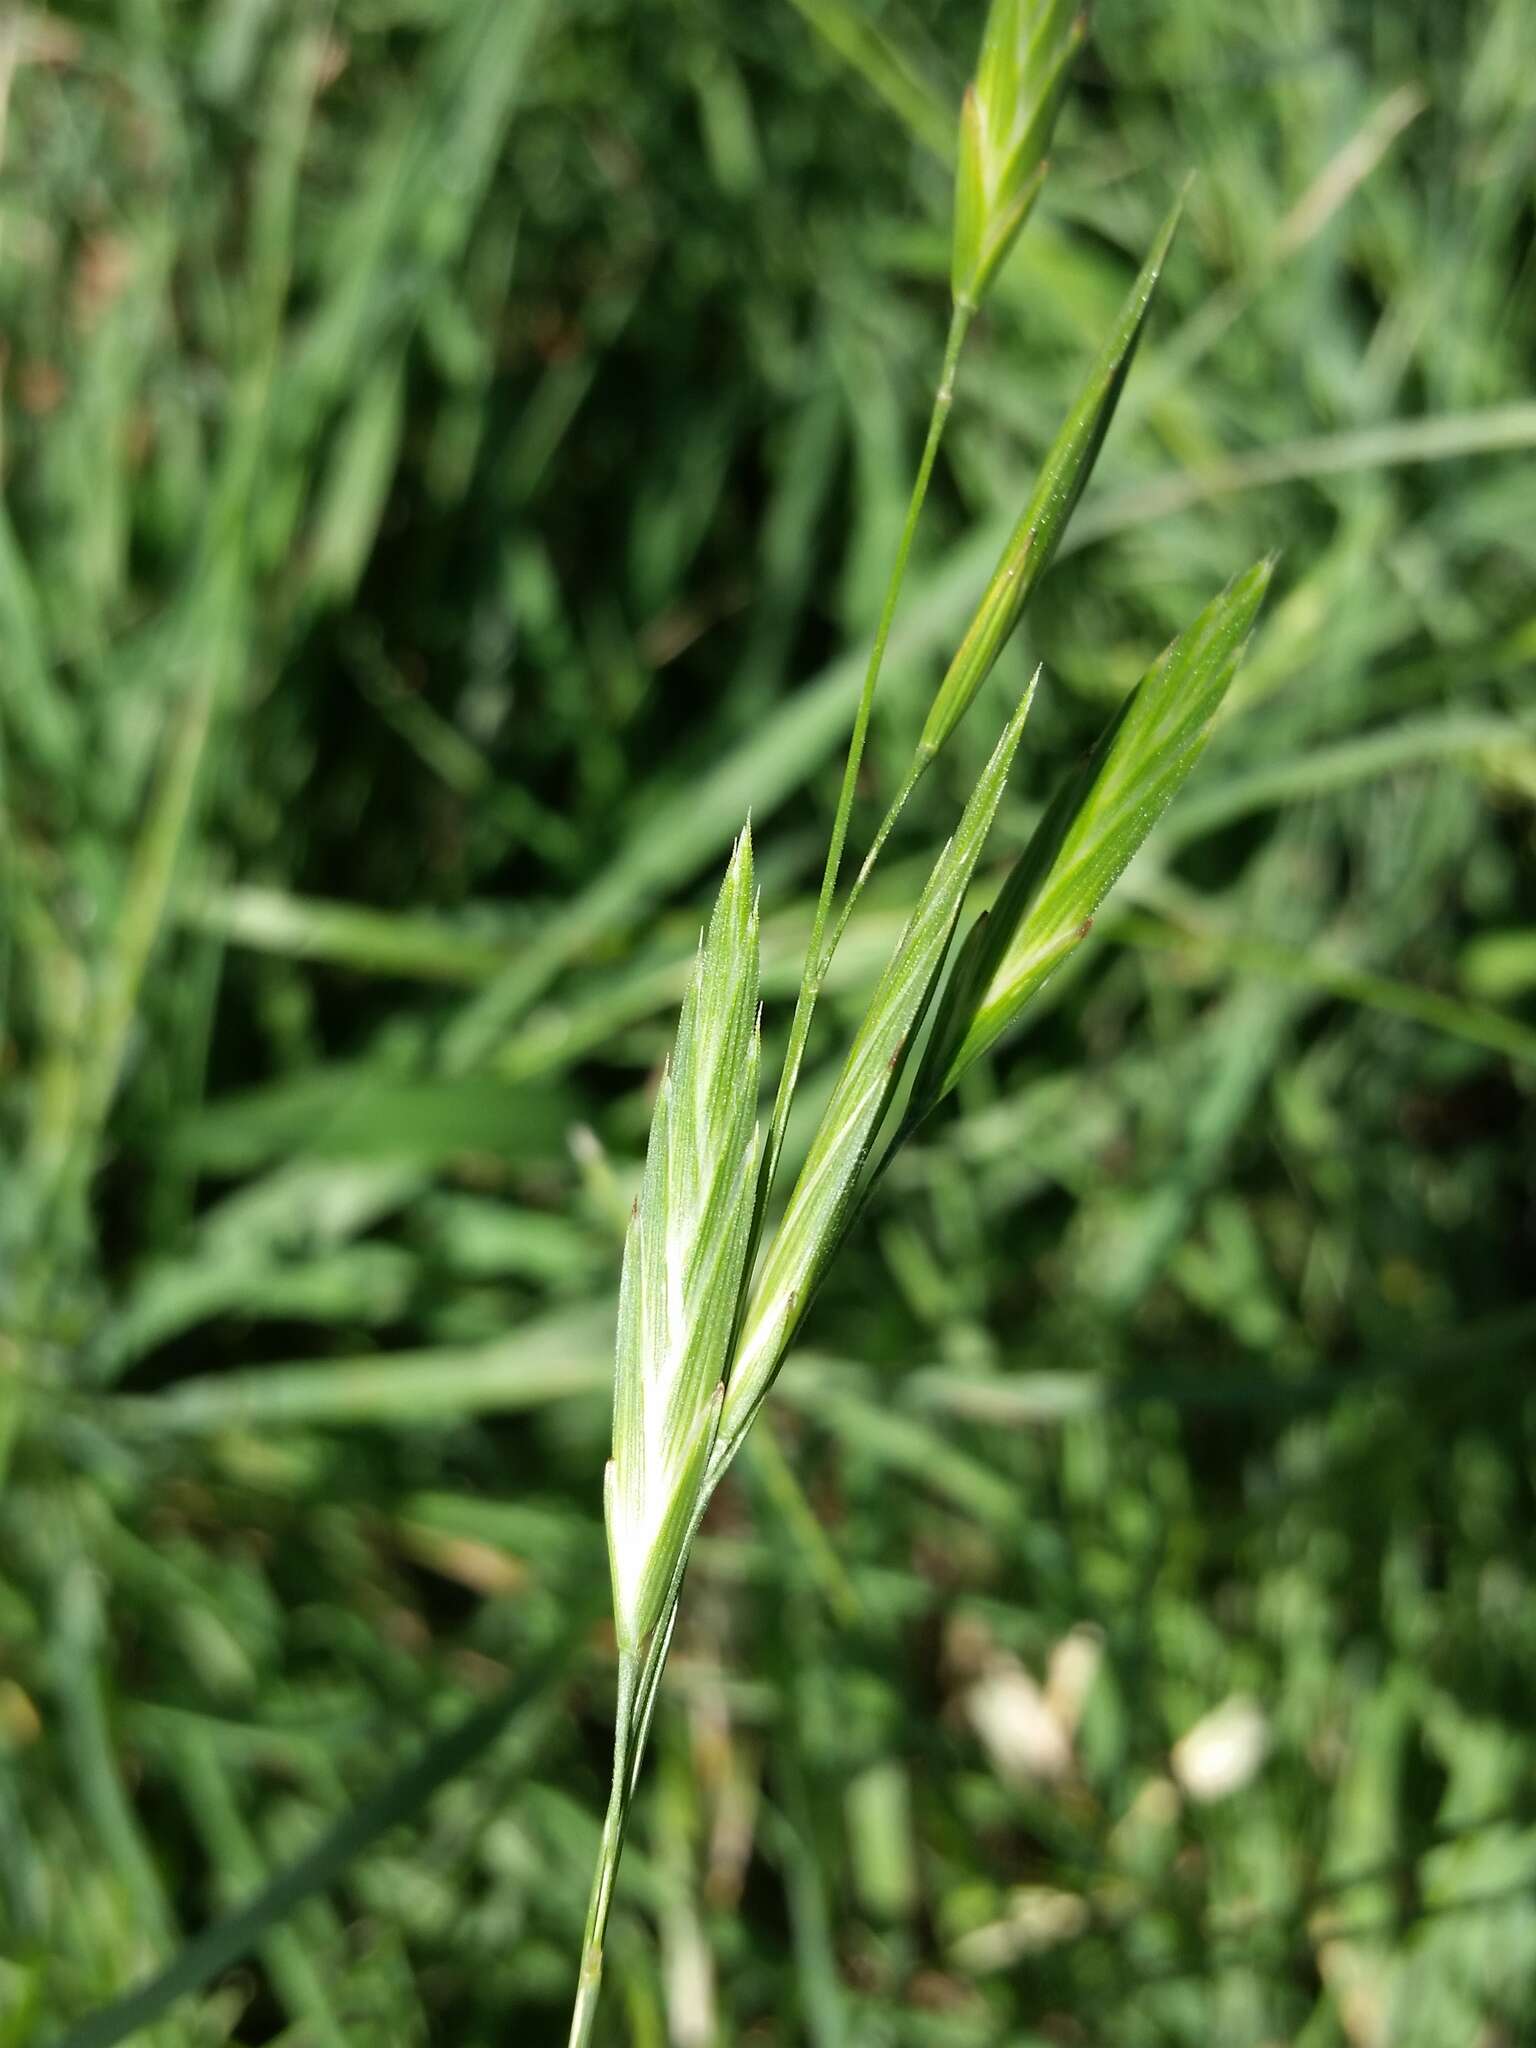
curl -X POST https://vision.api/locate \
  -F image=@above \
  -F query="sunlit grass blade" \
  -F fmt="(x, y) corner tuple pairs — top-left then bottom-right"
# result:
(920, 558), (1275, 1099)
(718, 676), (1038, 1462)
(1114, 905), (1536, 1070)
(108, 1304), (613, 1430)
(785, 0), (957, 162)
(606, 827), (760, 1652)
(921, 189), (1187, 762)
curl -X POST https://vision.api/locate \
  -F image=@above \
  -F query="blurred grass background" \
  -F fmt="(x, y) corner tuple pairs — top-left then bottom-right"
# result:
(2, 0), (1535, 2041)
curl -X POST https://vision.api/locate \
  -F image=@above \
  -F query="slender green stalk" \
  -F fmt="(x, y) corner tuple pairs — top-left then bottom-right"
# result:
(757, 299), (972, 1223)
(567, 1650), (640, 2048)
(627, 1604), (683, 1802)
(567, 1588), (710, 2043)
(815, 749), (927, 978)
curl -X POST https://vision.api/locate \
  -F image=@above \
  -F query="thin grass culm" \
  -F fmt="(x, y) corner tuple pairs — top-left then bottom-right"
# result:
(566, 5), (1273, 2039)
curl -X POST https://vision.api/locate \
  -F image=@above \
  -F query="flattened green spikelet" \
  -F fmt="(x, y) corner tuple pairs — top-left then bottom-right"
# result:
(953, 0), (1087, 308)
(924, 190), (1185, 760)
(605, 827), (760, 1650)
(918, 558), (1276, 1101)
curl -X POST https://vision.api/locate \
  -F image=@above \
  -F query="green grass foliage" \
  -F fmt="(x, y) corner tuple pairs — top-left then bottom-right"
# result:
(2, 1), (1535, 2043)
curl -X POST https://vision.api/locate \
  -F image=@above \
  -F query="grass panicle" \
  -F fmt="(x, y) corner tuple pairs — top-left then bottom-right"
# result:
(563, 21), (1277, 2045)
(752, 0), (1091, 1256)
(760, 189), (1191, 1105)
(574, 485), (1272, 2048)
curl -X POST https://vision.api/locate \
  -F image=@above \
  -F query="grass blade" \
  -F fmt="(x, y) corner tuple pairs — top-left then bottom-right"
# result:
(168, 1733), (347, 2048)
(1114, 907), (1536, 1070)
(108, 1305), (614, 1431)
(179, 885), (517, 985)
(441, 523), (1008, 1071)
(45, 1634), (581, 2048)
(785, 0), (956, 162)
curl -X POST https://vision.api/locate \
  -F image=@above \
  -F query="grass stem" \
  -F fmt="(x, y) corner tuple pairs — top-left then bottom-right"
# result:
(568, 1650), (640, 2048)
(757, 299), (972, 1227)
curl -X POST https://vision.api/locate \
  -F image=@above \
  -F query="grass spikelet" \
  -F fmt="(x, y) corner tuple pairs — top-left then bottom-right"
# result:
(605, 826), (760, 1651)
(923, 190), (1187, 761)
(922, 558), (1275, 1099)
(953, 0), (1088, 308)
